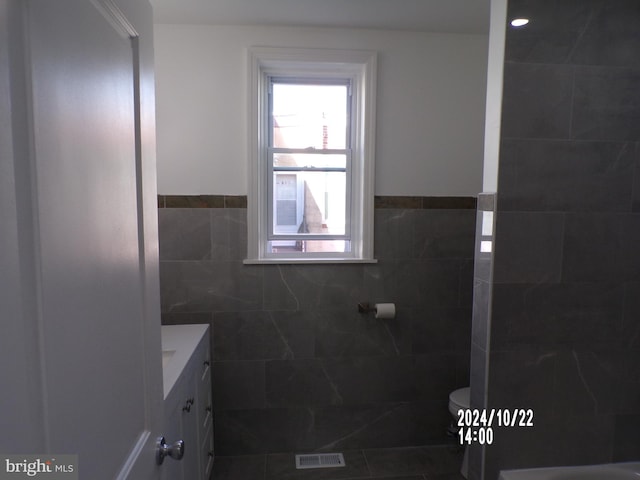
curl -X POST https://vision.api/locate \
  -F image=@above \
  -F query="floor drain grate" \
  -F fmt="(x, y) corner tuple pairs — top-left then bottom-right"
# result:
(295, 453), (346, 469)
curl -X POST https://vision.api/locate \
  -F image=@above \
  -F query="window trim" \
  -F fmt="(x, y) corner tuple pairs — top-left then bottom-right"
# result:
(245, 47), (377, 264)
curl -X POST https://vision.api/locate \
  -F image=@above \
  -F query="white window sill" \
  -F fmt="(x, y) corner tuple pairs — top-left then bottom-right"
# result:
(243, 257), (378, 265)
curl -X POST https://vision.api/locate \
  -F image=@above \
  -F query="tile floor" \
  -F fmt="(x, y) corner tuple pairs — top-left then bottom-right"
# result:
(212, 445), (466, 480)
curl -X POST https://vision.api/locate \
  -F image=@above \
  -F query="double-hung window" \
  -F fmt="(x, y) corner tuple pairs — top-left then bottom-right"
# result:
(246, 47), (377, 263)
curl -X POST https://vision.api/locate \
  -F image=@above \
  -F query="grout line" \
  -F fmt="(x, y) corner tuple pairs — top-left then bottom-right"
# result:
(362, 448), (372, 477)
(263, 453), (268, 480)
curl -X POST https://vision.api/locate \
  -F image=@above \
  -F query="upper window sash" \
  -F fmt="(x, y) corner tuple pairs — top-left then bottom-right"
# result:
(268, 76), (353, 151)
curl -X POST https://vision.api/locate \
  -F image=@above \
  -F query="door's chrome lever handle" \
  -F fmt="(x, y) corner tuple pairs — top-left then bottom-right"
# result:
(156, 436), (185, 465)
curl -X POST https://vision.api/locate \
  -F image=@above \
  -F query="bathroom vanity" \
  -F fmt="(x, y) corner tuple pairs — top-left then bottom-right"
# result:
(161, 324), (213, 480)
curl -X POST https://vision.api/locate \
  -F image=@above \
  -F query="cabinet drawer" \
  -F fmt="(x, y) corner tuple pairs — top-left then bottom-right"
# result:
(200, 422), (214, 479)
(193, 340), (210, 383)
(198, 376), (212, 428)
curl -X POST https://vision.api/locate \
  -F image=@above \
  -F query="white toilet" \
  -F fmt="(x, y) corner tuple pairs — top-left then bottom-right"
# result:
(448, 387), (470, 479)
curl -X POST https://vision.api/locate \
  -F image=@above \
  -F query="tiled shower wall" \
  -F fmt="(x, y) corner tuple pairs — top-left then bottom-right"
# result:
(475, 1), (640, 478)
(158, 195), (476, 455)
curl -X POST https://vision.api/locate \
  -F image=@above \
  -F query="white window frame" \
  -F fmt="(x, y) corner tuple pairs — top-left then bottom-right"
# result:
(245, 46), (377, 264)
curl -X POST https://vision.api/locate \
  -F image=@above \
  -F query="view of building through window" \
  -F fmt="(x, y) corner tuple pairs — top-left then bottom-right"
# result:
(269, 80), (351, 253)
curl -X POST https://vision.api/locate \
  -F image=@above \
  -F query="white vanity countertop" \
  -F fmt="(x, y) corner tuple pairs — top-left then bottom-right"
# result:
(161, 324), (209, 399)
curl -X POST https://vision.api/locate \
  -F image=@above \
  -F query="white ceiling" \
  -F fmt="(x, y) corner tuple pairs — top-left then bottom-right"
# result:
(149, 0), (491, 35)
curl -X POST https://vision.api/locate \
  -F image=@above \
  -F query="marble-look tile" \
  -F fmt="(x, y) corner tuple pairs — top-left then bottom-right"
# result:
(265, 450), (369, 480)
(395, 259), (465, 310)
(265, 359), (342, 408)
(613, 414), (640, 461)
(413, 354), (461, 407)
(211, 454), (266, 480)
(469, 343), (487, 410)
(482, 421), (560, 480)
(157, 204), (477, 457)
(212, 311), (313, 361)
(263, 264), (365, 311)
(364, 445), (463, 477)
(572, 67), (640, 141)
(159, 261), (263, 312)
(553, 348), (624, 416)
(570, 1), (640, 67)
(614, 348), (640, 414)
(488, 347), (557, 413)
(571, 32), (640, 69)
(411, 308), (472, 355)
(214, 408), (315, 455)
(211, 449), (465, 480)
(633, 143), (640, 212)
(158, 208), (211, 260)
(562, 213), (640, 282)
(545, 413), (615, 465)
(484, 0), (640, 475)
(318, 356), (416, 405)
(622, 282), (640, 349)
(505, 0), (596, 64)
(498, 139), (635, 212)
(374, 209), (415, 260)
(483, 407), (615, 477)
(459, 259), (475, 309)
(314, 403), (413, 450)
(213, 360), (265, 410)
(473, 255), (492, 285)
(365, 477), (424, 480)
(409, 399), (459, 445)
(490, 282), (625, 350)
(501, 62), (573, 139)
(432, 473), (466, 480)
(363, 261), (402, 303)
(471, 279), (490, 352)
(412, 210), (476, 260)
(270, 310), (317, 359)
(492, 212), (565, 284)
(211, 208), (247, 261)
(453, 353), (471, 388)
(314, 310), (410, 358)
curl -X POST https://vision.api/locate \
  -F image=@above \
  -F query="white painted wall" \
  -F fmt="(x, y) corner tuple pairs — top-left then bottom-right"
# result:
(155, 24), (488, 196)
(482, 0), (507, 192)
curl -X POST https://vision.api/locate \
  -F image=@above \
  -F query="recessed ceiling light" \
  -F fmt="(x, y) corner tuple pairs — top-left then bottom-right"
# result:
(511, 18), (529, 27)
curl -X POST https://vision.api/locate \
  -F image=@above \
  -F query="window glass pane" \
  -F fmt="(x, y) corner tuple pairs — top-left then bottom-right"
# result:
(272, 83), (348, 150)
(272, 171), (346, 236)
(273, 153), (347, 170)
(268, 240), (351, 254)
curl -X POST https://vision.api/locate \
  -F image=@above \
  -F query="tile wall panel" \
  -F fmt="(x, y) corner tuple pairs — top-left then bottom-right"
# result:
(479, 1), (640, 478)
(158, 199), (476, 455)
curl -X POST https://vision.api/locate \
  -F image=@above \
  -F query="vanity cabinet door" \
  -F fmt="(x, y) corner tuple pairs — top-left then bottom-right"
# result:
(162, 326), (213, 480)
(197, 347), (214, 478)
(181, 366), (200, 480)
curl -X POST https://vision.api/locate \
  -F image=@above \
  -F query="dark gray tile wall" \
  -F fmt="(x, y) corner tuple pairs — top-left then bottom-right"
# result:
(480, 1), (640, 478)
(158, 205), (476, 455)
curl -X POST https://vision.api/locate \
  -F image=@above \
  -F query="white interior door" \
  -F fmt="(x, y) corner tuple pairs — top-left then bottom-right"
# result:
(0, 0), (164, 478)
